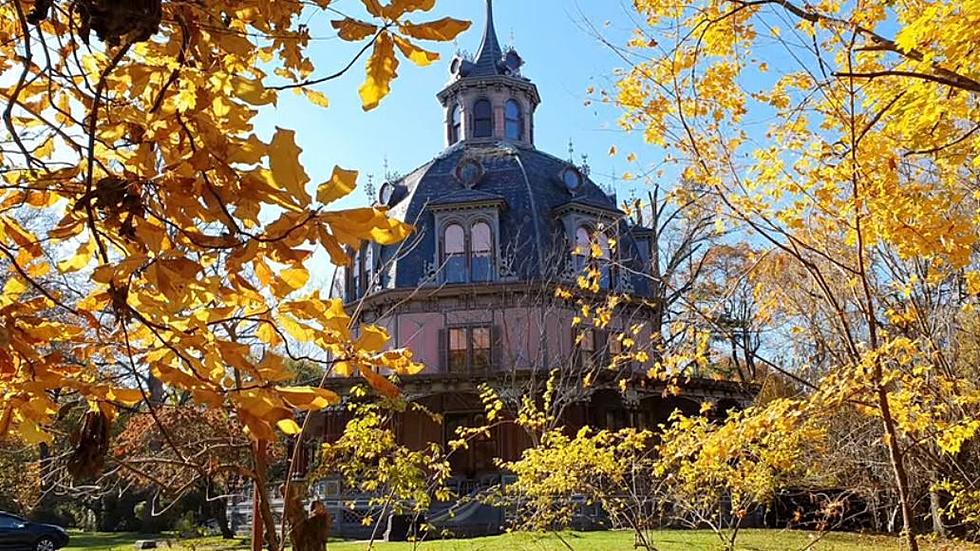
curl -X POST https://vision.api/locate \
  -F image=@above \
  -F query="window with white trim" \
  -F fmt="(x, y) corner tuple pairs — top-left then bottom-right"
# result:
(440, 220), (496, 284)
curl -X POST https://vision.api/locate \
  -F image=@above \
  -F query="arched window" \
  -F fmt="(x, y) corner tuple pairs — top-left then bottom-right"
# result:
(597, 234), (613, 290)
(573, 226), (591, 272)
(364, 245), (375, 292)
(449, 104), (462, 144)
(572, 225), (614, 289)
(443, 224), (467, 283)
(504, 100), (523, 140)
(473, 99), (493, 138)
(351, 249), (362, 298)
(471, 221), (493, 282)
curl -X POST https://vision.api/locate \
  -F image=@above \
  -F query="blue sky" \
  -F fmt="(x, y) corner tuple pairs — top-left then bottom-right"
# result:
(255, 0), (657, 210)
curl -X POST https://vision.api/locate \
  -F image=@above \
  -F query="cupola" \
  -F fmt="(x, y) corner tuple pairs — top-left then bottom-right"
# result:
(437, 0), (541, 148)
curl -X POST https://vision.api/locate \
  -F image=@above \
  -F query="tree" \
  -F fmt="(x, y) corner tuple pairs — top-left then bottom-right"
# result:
(614, 0), (980, 548)
(0, 0), (469, 548)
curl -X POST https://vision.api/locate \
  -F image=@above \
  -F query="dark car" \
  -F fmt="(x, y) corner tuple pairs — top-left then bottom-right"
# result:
(0, 513), (69, 551)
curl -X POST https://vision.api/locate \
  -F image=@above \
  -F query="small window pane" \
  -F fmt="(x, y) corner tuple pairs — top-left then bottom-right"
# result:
(505, 100), (522, 140)
(474, 100), (493, 138)
(574, 227), (591, 255)
(351, 250), (361, 297)
(364, 246), (374, 293)
(573, 226), (590, 272)
(599, 264), (613, 290)
(581, 329), (595, 352)
(563, 169), (582, 191)
(445, 224), (465, 254)
(450, 104), (462, 143)
(471, 222), (493, 282)
(609, 335), (623, 356)
(449, 328), (468, 373)
(471, 223), (492, 253)
(636, 238), (650, 263)
(576, 328), (596, 370)
(472, 327), (492, 371)
(444, 224), (467, 284)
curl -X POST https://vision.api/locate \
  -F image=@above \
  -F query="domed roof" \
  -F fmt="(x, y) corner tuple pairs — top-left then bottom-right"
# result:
(333, 2), (655, 301)
(368, 142), (653, 296)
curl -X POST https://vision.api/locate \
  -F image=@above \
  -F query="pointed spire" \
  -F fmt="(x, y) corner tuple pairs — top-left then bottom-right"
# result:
(472, 0), (503, 76)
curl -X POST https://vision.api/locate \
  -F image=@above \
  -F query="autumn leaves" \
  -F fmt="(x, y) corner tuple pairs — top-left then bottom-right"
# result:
(0, 0), (467, 450)
(331, 0), (471, 110)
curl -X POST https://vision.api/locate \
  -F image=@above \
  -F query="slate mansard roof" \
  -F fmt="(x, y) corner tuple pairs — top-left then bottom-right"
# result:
(332, 1), (655, 300)
(353, 142), (654, 297)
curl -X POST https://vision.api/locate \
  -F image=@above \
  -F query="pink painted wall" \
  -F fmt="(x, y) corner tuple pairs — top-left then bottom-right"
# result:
(379, 304), (658, 375)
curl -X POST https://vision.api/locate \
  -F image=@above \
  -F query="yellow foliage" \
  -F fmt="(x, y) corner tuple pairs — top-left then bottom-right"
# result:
(0, 0), (466, 449)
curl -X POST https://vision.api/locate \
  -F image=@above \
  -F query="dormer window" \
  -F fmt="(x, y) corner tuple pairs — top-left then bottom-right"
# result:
(443, 223), (467, 283)
(450, 104), (462, 144)
(471, 221), (494, 281)
(440, 219), (497, 284)
(505, 100), (523, 140)
(474, 99), (493, 138)
(572, 225), (614, 290)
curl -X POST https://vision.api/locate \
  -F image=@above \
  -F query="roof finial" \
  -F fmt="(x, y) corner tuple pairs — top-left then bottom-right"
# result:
(472, 0), (503, 76)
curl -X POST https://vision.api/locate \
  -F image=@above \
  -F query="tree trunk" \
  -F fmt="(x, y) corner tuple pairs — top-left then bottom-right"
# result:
(876, 387), (919, 551)
(251, 440), (280, 551)
(929, 478), (946, 538)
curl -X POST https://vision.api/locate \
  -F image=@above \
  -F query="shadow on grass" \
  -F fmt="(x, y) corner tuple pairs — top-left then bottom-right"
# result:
(66, 532), (251, 551)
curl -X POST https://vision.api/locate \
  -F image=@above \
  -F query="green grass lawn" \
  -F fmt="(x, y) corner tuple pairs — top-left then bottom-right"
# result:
(64, 530), (979, 551)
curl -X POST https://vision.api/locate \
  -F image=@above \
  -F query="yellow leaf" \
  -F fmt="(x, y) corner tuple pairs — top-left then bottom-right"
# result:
(58, 239), (94, 273)
(386, 0), (436, 19)
(281, 267), (310, 291)
(277, 418), (303, 435)
(398, 18), (471, 41)
(322, 208), (413, 246)
(254, 259), (274, 287)
(277, 386), (341, 410)
(360, 32), (399, 111)
(239, 410), (275, 441)
(173, 85), (197, 113)
(232, 76), (276, 106)
(302, 88), (330, 108)
(107, 388), (144, 406)
(356, 325), (389, 352)
(256, 322), (280, 345)
(331, 18), (378, 41)
(334, 361), (356, 377)
(3, 217), (42, 257)
(317, 166), (358, 205)
(359, 365), (400, 398)
(34, 136), (55, 159)
(269, 128), (311, 201)
(966, 271), (980, 295)
(18, 419), (53, 445)
(2, 277), (28, 300)
(361, 0), (384, 18)
(393, 35), (439, 66)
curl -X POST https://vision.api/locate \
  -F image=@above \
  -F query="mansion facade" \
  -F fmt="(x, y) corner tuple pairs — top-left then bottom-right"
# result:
(267, 0), (757, 539)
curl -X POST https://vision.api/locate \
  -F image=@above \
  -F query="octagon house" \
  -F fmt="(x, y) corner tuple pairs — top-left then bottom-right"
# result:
(280, 1), (754, 539)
